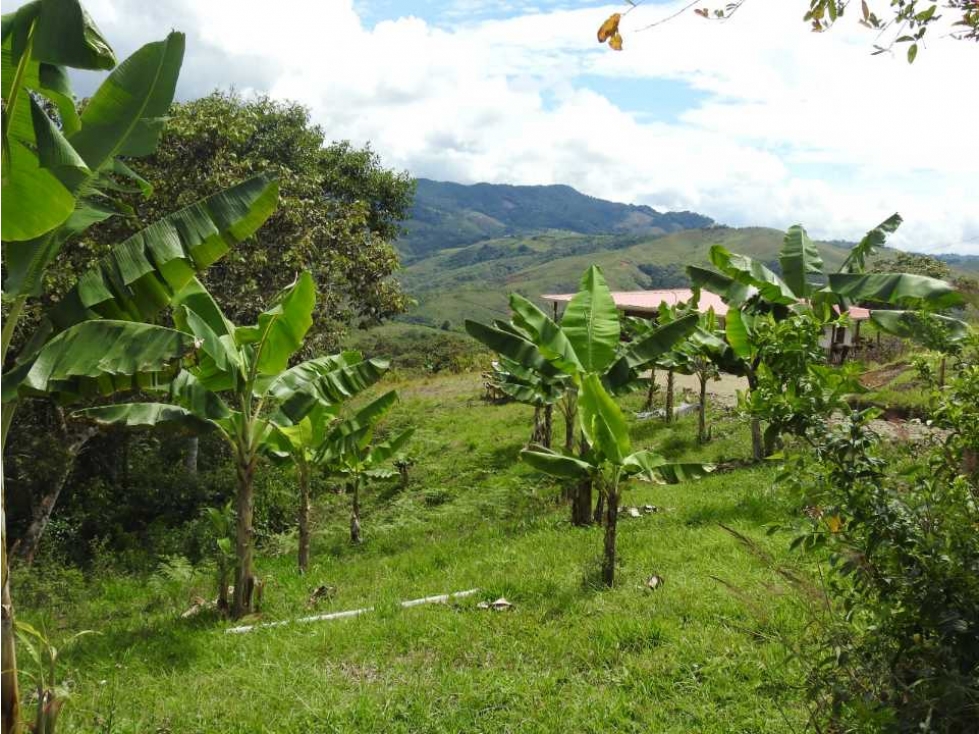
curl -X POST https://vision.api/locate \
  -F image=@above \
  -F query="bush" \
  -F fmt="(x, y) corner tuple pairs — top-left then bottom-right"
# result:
(783, 341), (979, 732)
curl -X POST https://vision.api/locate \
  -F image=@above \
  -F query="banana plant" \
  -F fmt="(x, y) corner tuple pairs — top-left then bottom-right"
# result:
(74, 276), (387, 618)
(261, 355), (390, 570)
(486, 356), (570, 448)
(523, 374), (712, 586)
(466, 265), (699, 526)
(686, 215), (965, 458)
(293, 390), (413, 545)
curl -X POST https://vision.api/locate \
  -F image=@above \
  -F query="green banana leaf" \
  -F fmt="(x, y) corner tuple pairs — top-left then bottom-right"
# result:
(619, 312), (699, 369)
(686, 265), (752, 305)
(3, 0), (115, 71)
(578, 373), (630, 464)
(236, 271), (315, 376)
(465, 320), (557, 377)
(870, 310), (971, 343)
(561, 265), (620, 373)
(725, 308), (753, 360)
(266, 352), (389, 424)
(15, 175), (278, 355)
(3, 321), (195, 403)
(827, 273), (963, 309)
(0, 138), (75, 240)
(367, 427), (415, 467)
(838, 213), (902, 274)
(508, 293), (581, 375)
(519, 448), (594, 479)
(72, 402), (213, 433)
(66, 32), (182, 174)
(710, 246), (797, 305)
(779, 224), (823, 298)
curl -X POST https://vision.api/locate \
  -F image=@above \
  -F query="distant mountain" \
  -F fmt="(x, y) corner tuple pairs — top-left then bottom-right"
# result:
(398, 179), (714, 261)
(397, 226), (857, 329)
(938, 253), (979, 273)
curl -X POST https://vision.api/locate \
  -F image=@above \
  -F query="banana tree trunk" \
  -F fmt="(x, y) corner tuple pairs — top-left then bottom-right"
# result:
(697, 372), (709, 444)
(750, 418), (764, 462)
(571, 434), (592, 526)
(232, 447), (258, 619)
(350, 477), (362, 544)
(17, 418), (97, 566)
(643, 369), (657, 411)
(298, 461), (310, 574)
(602, 479), (619, 587)
(543, 403), (553, 449)
(664, 370), (675, 423)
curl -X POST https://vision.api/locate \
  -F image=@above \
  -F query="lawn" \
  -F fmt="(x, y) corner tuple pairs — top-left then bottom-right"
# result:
(17, 372), (815, 733)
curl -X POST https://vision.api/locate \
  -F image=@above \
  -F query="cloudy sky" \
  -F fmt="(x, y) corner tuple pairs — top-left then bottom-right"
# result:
(55, 0), (979, 253)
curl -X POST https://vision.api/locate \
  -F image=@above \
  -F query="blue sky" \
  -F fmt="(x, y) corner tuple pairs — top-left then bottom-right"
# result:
(28, 0), (979, 253)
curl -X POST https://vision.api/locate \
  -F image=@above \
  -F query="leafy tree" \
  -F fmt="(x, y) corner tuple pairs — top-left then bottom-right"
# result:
(522, 374), (711, 586)
(262, 355), (392, 570)
(870, 250), (952, 280)
(465, 266), (698, 525)
(75, 275), (388, 617)
(71, 90), (414, 354)
(302, 391), (414, 544)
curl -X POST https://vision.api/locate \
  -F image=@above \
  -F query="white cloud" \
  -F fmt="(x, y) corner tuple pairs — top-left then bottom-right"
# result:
(31, 0), (979, 253)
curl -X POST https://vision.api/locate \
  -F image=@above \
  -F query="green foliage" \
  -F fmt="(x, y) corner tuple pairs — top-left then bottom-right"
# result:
(782, 379), (979, 730)
(76, 90), (413, 353)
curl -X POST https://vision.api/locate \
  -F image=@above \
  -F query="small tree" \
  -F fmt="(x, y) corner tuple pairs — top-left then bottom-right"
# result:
(466, 266), (698, 526)
(75, 275), (387, 617)
(522, 374), (711, 586)
(307, 391), (414, 544)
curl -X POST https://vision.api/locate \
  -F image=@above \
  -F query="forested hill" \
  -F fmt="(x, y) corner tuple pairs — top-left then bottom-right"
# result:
(398, 178), (714, 261)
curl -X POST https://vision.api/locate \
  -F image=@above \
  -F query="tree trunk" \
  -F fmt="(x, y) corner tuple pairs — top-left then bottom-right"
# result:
(543, 403), (553, 449)
(664, 370), (675, 423)
(593, 490), (605, 526)
(349, 478), (362, 544)
(697, 373), (709, 444)
(563, 405), (576, 454)
(16, 417), (97, 566)
(939, 355), (947, 387)
(183, 436), (199, 474)
(643, 369), (657, 411)
(1, 407), (20, 734)
(571, 434), (592, 526)
(602, 482), (619, 587)
(750, 418), (764, 462)
(530, 405), (544, 445)
(232, 449), (257, 619)
(297, 461), (311, 574)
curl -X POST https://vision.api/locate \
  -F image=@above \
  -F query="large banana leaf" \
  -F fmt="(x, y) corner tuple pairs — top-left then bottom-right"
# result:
(168, 371), (230, 421)
(725, 308), (752, 359)
(838, 213), (902, 274)
(465, 320), (557, 377)
(0, 138), (75, 240)
(2, 0), (116, 71)
(508, 293), (581, 375)
(710, 246), (797, 305)
(686, 266), (753, 305)
(266, 352), (389, 424)
(827, 273), (963, 309)
(619, 313), (699, 369)
(560, 266), (620, 373)
(173, 278), (241, 390)
(779, 225), (823, 298)
(520, 448), (594, 479)
(367, 427), (415, 467)
(14, 175), (278, 358)
(870, 310), (971, 343)
(236, 271), (315, 376)
(2, 321), (195, 403)
(66, 32), (182, 175)
(72, 402), (213, 433)
(578, 373), (630, 464)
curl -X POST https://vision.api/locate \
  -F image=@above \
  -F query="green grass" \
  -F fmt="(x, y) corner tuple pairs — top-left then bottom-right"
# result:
(17, 372), (816, 733)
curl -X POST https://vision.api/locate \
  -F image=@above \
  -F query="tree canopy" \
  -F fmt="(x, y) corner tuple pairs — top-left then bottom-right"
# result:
(53, 91), (414, 354)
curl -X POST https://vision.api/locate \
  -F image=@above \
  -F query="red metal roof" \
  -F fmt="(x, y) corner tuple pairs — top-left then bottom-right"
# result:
(542, 288), (729, 316)
(541, 289), (872, 321)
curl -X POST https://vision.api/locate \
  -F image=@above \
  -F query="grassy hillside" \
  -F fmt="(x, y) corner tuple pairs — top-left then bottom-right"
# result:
(18, 372), (812, 733)
(398, 225), (853, 328)
(399, 179), (713, 261)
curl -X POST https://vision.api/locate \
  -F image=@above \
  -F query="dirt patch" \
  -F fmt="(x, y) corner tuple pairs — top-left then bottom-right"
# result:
(664, 372), (748, 408)
(859, 362), (910, 390)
